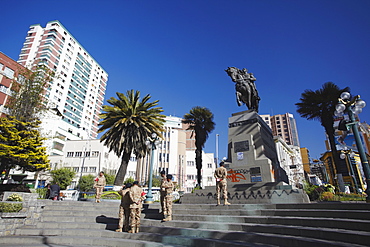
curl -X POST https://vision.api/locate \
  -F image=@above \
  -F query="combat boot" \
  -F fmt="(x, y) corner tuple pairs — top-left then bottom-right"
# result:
(128, 226), (136, 233)
(115, 228), (122, 232)
(224, 199), (231, 205)
(163, 215), (172, 221)
(216, 198), (221, 206)
(136, 225), (140, 233)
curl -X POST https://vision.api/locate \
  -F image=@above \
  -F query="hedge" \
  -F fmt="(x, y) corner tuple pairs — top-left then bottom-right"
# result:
(0, 202), (23, 213)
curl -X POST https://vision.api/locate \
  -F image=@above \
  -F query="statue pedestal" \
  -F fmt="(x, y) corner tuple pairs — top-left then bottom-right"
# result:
(225, 110), (288, 185)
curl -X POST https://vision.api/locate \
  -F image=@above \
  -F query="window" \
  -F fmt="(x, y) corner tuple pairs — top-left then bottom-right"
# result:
(84, 151), (90, 157)
(67, 152), (74, 157)
(92, 151), (99, 157)
(207, 163), (212, 169)
(73, 167), (79, 172)
(187, 161), (195, 166)
(4, 67), (15, 79)
(187, 175), (195, 180)
(89, 167), (96, 173)
(250, 167), (262, 182)
(207, 176), (213, 182)
(75, 152), (82, 157)
(82, 167), (88, 173)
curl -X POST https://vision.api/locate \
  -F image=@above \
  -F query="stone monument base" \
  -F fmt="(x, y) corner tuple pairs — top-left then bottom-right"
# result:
(180, 182), (310, 204)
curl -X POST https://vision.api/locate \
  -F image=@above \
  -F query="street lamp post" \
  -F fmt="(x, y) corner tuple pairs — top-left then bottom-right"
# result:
(335, 92), (370, 202)
(340, 149), (359, 194)
(144, 133), (159, 204)
(216, 134), (219, 165)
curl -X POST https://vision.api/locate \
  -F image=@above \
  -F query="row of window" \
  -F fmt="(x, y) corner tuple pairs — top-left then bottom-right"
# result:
(186, 161), (213, 169)
(66, 151), (100, 157)
(73, 166), (96, 173)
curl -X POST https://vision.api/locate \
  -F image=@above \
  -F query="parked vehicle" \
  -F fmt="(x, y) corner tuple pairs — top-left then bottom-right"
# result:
(60, 190), (79, 201)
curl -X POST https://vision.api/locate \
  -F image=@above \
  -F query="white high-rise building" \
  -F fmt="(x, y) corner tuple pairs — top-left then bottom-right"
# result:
(17, 20), (108, 155)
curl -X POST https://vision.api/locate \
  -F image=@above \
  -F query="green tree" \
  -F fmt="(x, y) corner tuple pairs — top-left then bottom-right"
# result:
(50, 167), (76, 190)
(296, 82), (350, 179)
(183, 106), (215, 188)
(152, 175), (161, 187)
(124, 177), (135, 185)
(7, 64), (55, 122)
(78, 174), (95, 192)
(105, 173), (115, 185)
(98, 90), (165, 186)
(0, 117), (49, 181)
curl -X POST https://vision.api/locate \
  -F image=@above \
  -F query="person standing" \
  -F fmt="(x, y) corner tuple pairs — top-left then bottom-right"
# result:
(116, 183), (132, 232)
(159, 170), (166, 214)
(162, 174), (174, 222)
(49, 182), (60, 201)
(94, 171), (106, 203)
(128, 181), (144, 233)
(214, 161), (231, 205)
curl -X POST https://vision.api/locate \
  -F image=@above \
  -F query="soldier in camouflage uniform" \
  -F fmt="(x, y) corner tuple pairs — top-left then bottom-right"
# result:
(162, 174), (174, 222)
(128, 181), (144, 233)
(115, 183), (132, 232)
(93, 171), (106, 203)
(159, 170), (166, 214)
(214, 161), (231, 205)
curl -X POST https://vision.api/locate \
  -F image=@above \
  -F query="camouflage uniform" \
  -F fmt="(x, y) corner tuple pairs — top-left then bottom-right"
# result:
(128, 184), (144, 233)
(214, 165), (230, 205)
(93, 173), (106, 203)
(159, 174), (166, 214)
(116, 187), (131, 232)
(162, 179), (174, 221)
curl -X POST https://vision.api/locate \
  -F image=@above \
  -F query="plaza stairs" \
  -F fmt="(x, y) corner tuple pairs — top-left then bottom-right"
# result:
(0, 200), (369, 247)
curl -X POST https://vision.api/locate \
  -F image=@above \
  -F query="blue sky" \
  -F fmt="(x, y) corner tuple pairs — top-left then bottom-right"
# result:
(1, 0), (369, 161)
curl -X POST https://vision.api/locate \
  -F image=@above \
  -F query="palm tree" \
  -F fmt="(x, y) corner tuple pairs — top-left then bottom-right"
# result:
(98, 90), (165, 186)
(183, 106), (215, 188)
(295, 82), (350, 179)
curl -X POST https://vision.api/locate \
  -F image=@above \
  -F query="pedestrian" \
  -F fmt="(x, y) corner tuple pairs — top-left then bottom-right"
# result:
(214, 161), (231, 205)
(159, 170), (166, 214)
(49, 183), (60, 200)
(94, 171), (106, 203)
(46, 183), (51, 199)
(128, 181), (145, 233)
(162, 174), (174, 222)
(116, 183), (132, 232)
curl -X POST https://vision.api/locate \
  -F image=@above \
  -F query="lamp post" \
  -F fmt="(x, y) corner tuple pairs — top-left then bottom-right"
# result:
(340, 149), (359, 194)
(144, 133), (159, 204)
(216, 134), (219, 165)
(335, 92), (370, 202)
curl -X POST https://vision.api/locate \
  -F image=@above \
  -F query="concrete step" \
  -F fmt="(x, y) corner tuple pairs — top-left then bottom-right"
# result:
(0, 235), (169, 247)
(11, 228), (275, 247)
(4, 200), (370, 247)
(140, 218), (370, 246)
(170, 214), (370, 231)
(140, 225), (366, 247)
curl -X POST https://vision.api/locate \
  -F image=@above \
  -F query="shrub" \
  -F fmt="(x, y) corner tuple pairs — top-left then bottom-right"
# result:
(0, 202), (23, 213)
(36, 188), (48, 199)
(320, 191), (335, 201)
(6, 193), (23, 202)
(10, 184), (31, 193)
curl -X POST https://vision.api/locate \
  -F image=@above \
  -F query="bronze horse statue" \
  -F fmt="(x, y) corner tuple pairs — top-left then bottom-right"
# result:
(225, 67), (260, 112)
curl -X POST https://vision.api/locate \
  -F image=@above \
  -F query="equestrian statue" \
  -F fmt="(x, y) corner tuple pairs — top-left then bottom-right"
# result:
(225, 67), (260, 112)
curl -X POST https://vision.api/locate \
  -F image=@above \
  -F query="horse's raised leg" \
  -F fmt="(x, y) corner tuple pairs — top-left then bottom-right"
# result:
(236, 92), (242, 106)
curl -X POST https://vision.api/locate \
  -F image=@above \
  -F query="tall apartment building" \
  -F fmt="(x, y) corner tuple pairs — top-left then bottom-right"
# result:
(260, 113), (300, 147)
(17, 20), (108, 155)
